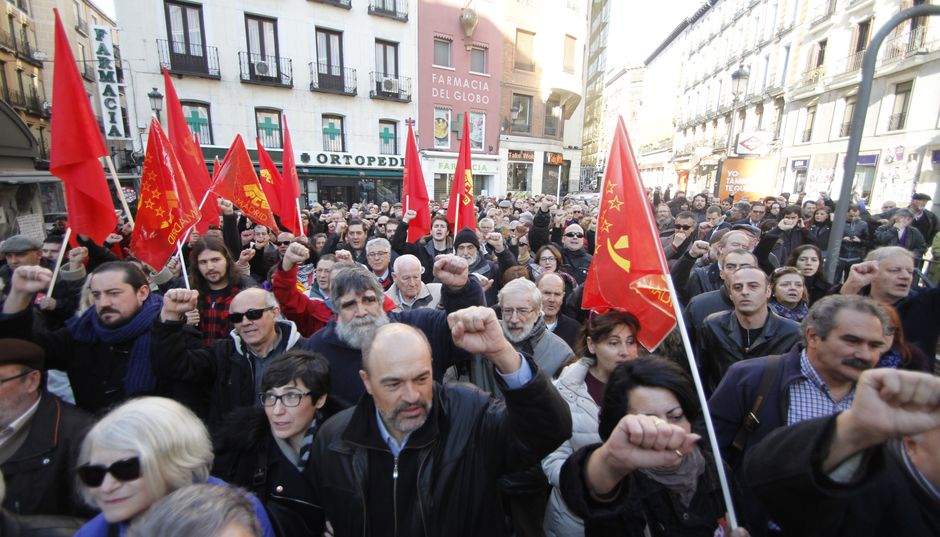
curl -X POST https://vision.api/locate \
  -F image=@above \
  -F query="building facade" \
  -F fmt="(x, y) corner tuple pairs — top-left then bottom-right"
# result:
(118, 0), (419, 208)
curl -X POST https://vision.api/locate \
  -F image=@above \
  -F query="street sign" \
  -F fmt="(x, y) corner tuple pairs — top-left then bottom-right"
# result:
(735, 131), (773, 156)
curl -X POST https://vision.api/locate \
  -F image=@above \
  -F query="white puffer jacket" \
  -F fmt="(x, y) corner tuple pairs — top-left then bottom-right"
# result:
(541, 357), (602, 537)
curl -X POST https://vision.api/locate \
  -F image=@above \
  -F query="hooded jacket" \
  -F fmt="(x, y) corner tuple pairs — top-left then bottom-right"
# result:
(152, 318), (307, 430)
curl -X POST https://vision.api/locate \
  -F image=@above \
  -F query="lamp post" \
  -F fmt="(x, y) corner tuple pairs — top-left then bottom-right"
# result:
(725, 64), (750, 155)
(147, 87), (164, 122)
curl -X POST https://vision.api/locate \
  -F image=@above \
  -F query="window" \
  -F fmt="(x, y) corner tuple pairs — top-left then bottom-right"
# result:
(563, 35), (576, 74)
(322, 114), (345, 152)
(515, 29), (534, 71)
(77, 42), (90, 79)
(507, 163), (531, 191)
(544, 100), (560, 136)
(433, 38), (451, 68)
(815, 39), (827, 67)
(469, 46), (487, 74)
(181, 101), (213, 144)
(255, 108), (282, 148)
(468, 111), (485, 151)
(165, 1), (206, 58)
(888, 81), (912, 131)
(840, 97), (856, 137)
(433, 108), (451, 149)
(375, 40), (398, 78)
(511, 94), (532, 133)
(315, 28), (344, 90)
(778, 45), (790, 87)
(245, 15), (279, 77)
(802, 105), (816, 143)
(379, 120), (397, 155)
(73, 0), (83, 30)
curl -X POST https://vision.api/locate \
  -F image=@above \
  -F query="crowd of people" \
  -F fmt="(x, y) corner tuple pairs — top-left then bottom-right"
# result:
(0, 184), (938, 537)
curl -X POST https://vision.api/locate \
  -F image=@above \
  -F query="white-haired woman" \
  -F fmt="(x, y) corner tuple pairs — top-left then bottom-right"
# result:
(73, 397), (275, 537)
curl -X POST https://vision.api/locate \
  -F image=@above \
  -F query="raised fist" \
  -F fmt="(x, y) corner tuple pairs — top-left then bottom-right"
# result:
(184, 309), (200, 327)
(237, 248), (256, 266)
(105, 233), (124, 245)
(161, 288), (199, 322)
(485, 232), (504, 252)
(334, 249), (353, 263)
(11, 266), (53, 295)
(282, 243), (310, 270)
(403, 209), (417, 223)
(218, 198), (234, 215)
(68, 247), (88, 270)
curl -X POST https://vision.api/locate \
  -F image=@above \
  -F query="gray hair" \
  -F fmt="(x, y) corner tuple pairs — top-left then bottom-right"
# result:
(393, 254), (422, 273)
(865, 246), (914, 263)
(497, 277), (542, 310)
(329, 265), (384, 312)
(126, 484), (261, 537)
(77, 397), (213, 509)
(801, 295), (891, 343)
(366, 237), (391, 254)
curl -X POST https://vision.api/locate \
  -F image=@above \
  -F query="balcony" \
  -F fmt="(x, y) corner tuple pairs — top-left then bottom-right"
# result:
(887, 113), (907, 131)
(844, 49), (865, 73)
(797, 66), (826, 88)
(811, 0), (837, 26)
(882, 27), (932, 65)
(369, 0), (408, 21)
(27, 91), (47, 117)
(82, 60), (95, 81)
(5, 89), (26, 109)
(309, 62), (357, 95)
(76, 19), (88, 36)
(239, 52), (293, 87)
(369, 72), (411, 102)
(839, 122), (852, 137)
(0, 25), (13, 51)
(15, 32), (41, 66)
(157, 39), (221, 79)
(309, 0), (351, 8)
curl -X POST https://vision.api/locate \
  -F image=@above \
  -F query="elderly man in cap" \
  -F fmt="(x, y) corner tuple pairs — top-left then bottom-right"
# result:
(0, 339), (92, 517)
(454, 227), (516, 306)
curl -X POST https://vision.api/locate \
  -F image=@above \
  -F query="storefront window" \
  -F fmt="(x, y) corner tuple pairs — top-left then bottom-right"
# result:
(507, 163), (531, 191)
(376, 178), (401, 205)
(542, 164), (559, 195)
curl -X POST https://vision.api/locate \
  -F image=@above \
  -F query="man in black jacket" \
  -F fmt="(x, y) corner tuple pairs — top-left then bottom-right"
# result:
(305, 311), (571, 537)
(743, 368), (940, 536)
(531, 198), (592, 284)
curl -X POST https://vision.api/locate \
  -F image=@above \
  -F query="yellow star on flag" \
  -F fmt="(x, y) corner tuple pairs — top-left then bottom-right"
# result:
(600, 220), (612, 233)
(154, 207), (165, 219)
(607, 196), (623, 212)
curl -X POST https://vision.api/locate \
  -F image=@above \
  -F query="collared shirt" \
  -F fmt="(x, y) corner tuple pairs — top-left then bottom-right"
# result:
(787, 351), (855, 426)
(376, 356), (533, 457)
(0, 394), (41, 449)
(545, 319), (558, 332)
(397, 288), (417, 308)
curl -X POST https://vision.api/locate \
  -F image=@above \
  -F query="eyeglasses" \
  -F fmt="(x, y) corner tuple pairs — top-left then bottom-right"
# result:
(259, 391), (313, 407)
(77, 457), (142, 487)
(675, 224), (694, 231)
(539, 256), (556, 262)
(229, 307), (275, 324)
(376, 223), (387, 227)
(564, 232), (584, 238)
(0, 369), (34, 385)
(277, 241), (292, 246)
(501, 307), (534, 318)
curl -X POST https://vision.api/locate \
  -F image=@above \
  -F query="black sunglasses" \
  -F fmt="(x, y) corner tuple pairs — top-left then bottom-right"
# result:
(77, 457), (141, 487)
(229, 307), (274, 324)
(277, 241), (292, 246)
(675, 224), (694, 231)
(565, 232), (584, 238)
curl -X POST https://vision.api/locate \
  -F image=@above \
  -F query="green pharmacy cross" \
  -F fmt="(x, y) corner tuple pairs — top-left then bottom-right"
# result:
(323, 121), (342, 140)
(185, 109), (208, 132)
(258, 116), (280, 138)
(379, 126), (395, 144)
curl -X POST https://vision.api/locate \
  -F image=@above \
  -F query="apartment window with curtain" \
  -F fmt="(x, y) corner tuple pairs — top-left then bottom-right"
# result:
(322, 114), (345, 152)
(375, 40), (398, 79)
(315, 28), (344, 90)
(164, 1), (206, 59)
(888, 81), (912, 131)
(433, 38), (451, 67)
(544, 100), (560, 136)
(514, 29), (534, 71)
(511, 94), (532, 133)
(840, 97), (856, 137)
(245, 15), (279, 78)
(379, 120), (397, 155)
(469, 46), (487, 74)
(802, 105), (816, 143)
(180, 101), (213, 144)
(255, 108), (282, 148)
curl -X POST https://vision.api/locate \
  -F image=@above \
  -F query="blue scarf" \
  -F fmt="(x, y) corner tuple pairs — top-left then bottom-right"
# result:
(67, 293), (164, 395)
(770, 300), (809, 322)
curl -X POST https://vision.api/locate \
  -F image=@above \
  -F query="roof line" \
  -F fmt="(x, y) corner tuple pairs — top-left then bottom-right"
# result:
(644, 0), (716, 66)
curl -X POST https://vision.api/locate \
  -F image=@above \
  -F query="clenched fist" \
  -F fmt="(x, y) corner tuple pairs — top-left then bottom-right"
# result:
(218, 198), (234, 215)
(161, 288), (199, 322)
(282, 243), (310, 271)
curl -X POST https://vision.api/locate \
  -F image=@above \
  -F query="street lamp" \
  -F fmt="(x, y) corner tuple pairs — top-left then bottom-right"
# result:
(726, 64), (750, 154)
(147, 87), (164, 121)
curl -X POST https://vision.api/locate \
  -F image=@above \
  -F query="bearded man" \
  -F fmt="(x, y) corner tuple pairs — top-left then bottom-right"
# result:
(302, 256), (484, 406)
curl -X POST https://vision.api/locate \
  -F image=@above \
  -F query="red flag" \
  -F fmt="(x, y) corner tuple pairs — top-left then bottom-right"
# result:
(280, 116), (303, 236)
(255, 140), (284, 222)
(212, 135), (278, 231)
(130, 118), (200, 269)
(402, 120), (431, 242)
(163, 68), (214, 233)
(446, 113), (476, 235)
(49, 9), (116, 243)
(582, 118), (676, 350)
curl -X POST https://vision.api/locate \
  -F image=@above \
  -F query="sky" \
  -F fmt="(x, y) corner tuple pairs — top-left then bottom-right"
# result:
(93, 0), (115, 19)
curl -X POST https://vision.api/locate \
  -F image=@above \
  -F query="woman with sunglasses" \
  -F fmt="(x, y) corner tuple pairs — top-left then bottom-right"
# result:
(769, 267), (809, 322)
(557, 357), (751, 537)
(785, 244), (831, 305)
(542, 310), (641, 537)
(74, 397), (275, 537)
(213, 350), (342, 537)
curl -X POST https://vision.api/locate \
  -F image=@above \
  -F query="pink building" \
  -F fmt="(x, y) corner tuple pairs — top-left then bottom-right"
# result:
(418, 0), (502, 202)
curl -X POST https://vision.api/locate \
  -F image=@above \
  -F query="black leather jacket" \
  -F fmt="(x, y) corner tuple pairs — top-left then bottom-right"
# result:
(304, 362), (571, 537)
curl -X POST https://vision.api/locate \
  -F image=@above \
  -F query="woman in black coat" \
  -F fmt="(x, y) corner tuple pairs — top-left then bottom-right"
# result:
(213, 350), (344, 537)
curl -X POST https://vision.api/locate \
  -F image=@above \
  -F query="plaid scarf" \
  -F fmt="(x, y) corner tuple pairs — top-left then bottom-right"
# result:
(296, 413), (321, 470)
(770, 300), (809, 322)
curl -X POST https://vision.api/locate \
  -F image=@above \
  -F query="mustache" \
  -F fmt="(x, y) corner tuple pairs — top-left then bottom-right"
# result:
(841, 357), (872, 371)
(98, 307), (119, 316)
(392, 399), (429, 418)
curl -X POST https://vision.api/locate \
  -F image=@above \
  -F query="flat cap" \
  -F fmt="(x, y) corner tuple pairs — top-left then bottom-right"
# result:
(498, 200), (512, 208)
(0, 339), (45, 369)
(0, 235), (41, 254)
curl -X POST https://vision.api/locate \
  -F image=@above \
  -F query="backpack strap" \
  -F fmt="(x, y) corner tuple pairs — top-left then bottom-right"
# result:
(731, 354), (783, 452)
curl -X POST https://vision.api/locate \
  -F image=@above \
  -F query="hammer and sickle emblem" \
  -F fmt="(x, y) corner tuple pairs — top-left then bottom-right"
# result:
(606, 235), (631, 273)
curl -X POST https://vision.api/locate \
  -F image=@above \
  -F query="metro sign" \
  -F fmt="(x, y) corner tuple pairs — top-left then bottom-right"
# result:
(735, 131), (773, 156)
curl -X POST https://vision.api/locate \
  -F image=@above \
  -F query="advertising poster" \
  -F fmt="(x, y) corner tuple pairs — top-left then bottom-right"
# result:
(717, 158), (776, 201)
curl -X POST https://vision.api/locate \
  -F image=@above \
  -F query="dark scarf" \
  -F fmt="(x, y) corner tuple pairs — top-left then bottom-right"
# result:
(515, 315), (548, 357)
(296, 412), (322, 470)
(638, 444), (708, 507)
(68, 293), (164, 395)
(770, 300), (809, 322)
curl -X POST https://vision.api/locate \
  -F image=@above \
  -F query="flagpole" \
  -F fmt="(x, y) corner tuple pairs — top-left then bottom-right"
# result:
(46, 227), (72, 295)
(181, 188), (215, 245)
(104, 155), (134, 226)
(176, 241), (191, 290)
(296, 200), (306, 237)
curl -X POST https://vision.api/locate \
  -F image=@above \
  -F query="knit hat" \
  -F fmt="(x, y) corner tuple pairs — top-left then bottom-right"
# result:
(0, 235), (41, 254)
(453, 227), (480, 251)
(0, 339), (45, 369)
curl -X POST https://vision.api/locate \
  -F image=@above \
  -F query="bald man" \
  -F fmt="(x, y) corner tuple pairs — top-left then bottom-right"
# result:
(386, 254), (443, 311)
(306, 316), (570, 537)
(153, 287), (308, 428)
